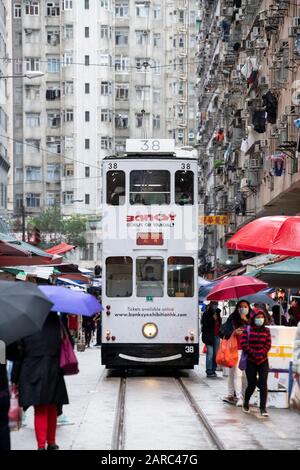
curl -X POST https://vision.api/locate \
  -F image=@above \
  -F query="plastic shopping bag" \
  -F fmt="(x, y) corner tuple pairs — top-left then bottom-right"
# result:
(216, 336), (239, 368)
(290, 380), (300, 412)
(8, 385), (22, 431)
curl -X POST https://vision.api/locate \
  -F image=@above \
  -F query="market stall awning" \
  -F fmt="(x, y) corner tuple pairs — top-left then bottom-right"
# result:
(249, 257), (300, 288)
(46, 243), (76, 256)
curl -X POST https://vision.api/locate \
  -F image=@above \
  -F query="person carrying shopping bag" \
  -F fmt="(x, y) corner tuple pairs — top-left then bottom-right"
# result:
(12, 313), (69, 450)
(240, 309), (272, 417)
(220, 300), (250, 406)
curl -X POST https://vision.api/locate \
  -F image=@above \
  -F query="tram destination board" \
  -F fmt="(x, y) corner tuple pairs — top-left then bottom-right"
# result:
(126, 139), (175, 153)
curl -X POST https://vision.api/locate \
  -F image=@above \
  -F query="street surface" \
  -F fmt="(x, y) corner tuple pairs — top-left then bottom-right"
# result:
(11, 347), (300, 451)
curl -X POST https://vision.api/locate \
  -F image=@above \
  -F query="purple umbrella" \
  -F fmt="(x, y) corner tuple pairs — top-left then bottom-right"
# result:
(38, 286), (102, 317)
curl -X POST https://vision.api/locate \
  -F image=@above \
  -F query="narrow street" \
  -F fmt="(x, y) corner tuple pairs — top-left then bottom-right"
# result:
(11, 348), (300, 451)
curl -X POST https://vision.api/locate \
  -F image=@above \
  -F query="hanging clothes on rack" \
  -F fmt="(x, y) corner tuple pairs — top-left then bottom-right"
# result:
(262, 91), (278, 124)
(268, 153), (286, 177)
(252, 110), (266, 133)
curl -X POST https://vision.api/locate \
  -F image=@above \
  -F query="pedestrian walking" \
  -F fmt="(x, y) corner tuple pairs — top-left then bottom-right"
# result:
(288, 298), (300, 326)
(272, 305), (288, 326)
(201, 301), (222, 377)
(220, 300), (250, 406)
(241, 309), (272, 417)
(12, 313), (69, 450)
(82, 316), (95, 348)
(293, 321), (300, 383)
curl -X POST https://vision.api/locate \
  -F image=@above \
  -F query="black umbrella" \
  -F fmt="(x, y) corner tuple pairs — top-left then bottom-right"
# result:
(0, 281), (53, 345)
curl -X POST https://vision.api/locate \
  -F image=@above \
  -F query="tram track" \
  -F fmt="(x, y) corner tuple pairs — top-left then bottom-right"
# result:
(111, 372), (226, 450)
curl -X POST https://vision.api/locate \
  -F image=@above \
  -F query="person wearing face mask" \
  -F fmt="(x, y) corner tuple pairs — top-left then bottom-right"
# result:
(220, 300), (250, 406)
(201, 302), (222, 377)
(241, 309), (272, 417)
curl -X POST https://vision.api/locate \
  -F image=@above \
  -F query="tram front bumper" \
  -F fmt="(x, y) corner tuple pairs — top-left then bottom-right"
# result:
(101, 343), (199, 368)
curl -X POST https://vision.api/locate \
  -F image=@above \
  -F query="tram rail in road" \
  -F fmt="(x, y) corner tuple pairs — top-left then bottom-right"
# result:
(111, 372), (226, 451)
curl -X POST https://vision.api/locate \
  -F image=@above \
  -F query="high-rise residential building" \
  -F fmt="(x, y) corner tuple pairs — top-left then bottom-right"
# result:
(196, 0), (300, 277)
(10, 0), (198, 265)
(0, 1), (10, 221)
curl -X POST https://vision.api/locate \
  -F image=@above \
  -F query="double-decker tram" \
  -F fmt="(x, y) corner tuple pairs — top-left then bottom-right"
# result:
(101, 139), (199, 368)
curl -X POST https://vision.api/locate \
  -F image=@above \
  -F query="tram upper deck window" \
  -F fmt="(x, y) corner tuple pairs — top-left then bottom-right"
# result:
(136, 257), (164, 297)
(168, 257), (194, 297)
(175, 171), (194, 205)
(130, 170), (170, 205)
(107, 171), (125, 205)
(106, 257), (132, 297)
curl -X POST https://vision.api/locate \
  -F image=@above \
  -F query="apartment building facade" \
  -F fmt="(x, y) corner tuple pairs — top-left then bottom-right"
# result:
(0, 1), (11, 221)
(10, 0), (198, 266)
(196, 0), (300, 276)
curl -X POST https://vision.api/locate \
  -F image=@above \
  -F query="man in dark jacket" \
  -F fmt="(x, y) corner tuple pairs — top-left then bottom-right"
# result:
(12, 313), (69, 450)
(201, 302), (222, 377)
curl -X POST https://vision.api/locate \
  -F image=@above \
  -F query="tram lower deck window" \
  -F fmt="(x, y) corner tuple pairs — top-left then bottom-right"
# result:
(107, 170), (125, 205)
(168, 257), (194, 297)
(106, 257), (132, 297)
(130, 170), (170, 205)
(136, 257), (164, 297)
(175, 171), (194, 205)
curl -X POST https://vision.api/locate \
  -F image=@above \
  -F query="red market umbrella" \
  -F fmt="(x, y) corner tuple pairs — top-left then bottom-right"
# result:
(207, 276), (268, 301)
(226, 216), (300, 256)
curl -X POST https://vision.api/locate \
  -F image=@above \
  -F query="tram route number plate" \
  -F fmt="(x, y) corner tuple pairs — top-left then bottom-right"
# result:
(185, 346), (195, 354)
(126, 139), (175, 153)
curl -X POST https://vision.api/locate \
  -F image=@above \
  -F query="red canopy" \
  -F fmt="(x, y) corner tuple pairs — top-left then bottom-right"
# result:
(46, 243), (76, 256)
(0, 238), (62, 267)
(207, 276), (268, 301)
(226, 216), (300, 256)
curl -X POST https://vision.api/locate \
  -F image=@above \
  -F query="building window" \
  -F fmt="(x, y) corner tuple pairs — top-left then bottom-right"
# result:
(115, 112), (129, 128)
(15, 168), (23, 183)
(85, 27), (89, 38)
(136, 3), (150, 17)
(135, 85), (150, 101)
(25, 29), (40, 44)
(26, 193), (41, 208)
(64, 24), (73, 39)
(63, 52), (73, 66)
(15, 195), (23, 210)
(115, 56), (130, 73)
(135, 57), (150, 72)
(26, 166), (41, 182)
(85, 194), (90, 205)
(63, 191), (74, 205)
(62, 0), (73, 10)
(25, 1), (39, 16)
(101, 81), (112, 95)
(115, 28), (129, 46)
(63, 164), (74, 177)
(26, 139), (40, 154)
(47, 2), (60, 16)
(64, 136), (74, 149)
(47, 163), (60, 181)
(153, 60), (161, 74)
(25, 113), (40, 128)
(85, 55), (90, 66)
(153, 33), (161, 47)
(153, 6), (161, 19)
(46, 137), (61, 154)
(47, 111), (61, 128)
(47, 192), (60, 206)
(14, 4), (21, 18)
(115, 139), (127, 153)
(15, 114), (23, 129)
(85, 139), (90, 149)
(47, 56), (60, 73)
(14, 60), (22, 74)
(84, 0), (89, 9)
(101, 0), (110, 9)
(64, 109), (74, 122)
(115, 2), (128, 17)
(115, 84), (129, 100)
(85, 83), (90, 94)
(47, 28), (60, 46)
(46, 85), (60, 100)
(81, 243), (94, 261)
(153, 114), (161, 129)
(62, 81), (73, 95)
(85, 111), (90, 122)
(153, 88), (160, 103)
(135, 30), (149, 46)
(101, 137), (112, 149)
(25, 57), (40, 71)
(99, 54), (112, 66)
(15, 87), (22, 102)
(135, 112), (149, 128)
(101, 109), (113, 123)
(85, 167), (90, 178)
(100, 25), (111, 39)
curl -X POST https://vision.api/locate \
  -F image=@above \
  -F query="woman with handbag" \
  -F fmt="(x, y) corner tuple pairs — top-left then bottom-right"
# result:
(12, 313), (69, 450)
(220, 300), (250, 407)
(241, 309), (272, 417)
(201, 302), (222, 377)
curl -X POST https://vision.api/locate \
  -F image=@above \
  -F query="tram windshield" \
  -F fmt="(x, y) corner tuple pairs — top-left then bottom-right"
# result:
(168, 257), (194, 297)
(106, 257), (132, 297)
(136, 257), (164, 297)
(130, 170), (170, 205)
(107, 171), (126, 206)
(175, 171), (194, 205)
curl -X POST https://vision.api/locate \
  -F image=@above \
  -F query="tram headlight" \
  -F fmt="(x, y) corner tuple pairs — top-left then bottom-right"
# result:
(142, 323), (158, 339)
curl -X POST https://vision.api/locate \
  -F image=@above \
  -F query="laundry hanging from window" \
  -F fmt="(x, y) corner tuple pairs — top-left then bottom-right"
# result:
(252, 110), (266, 134)
(262, 91), (278, 124)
